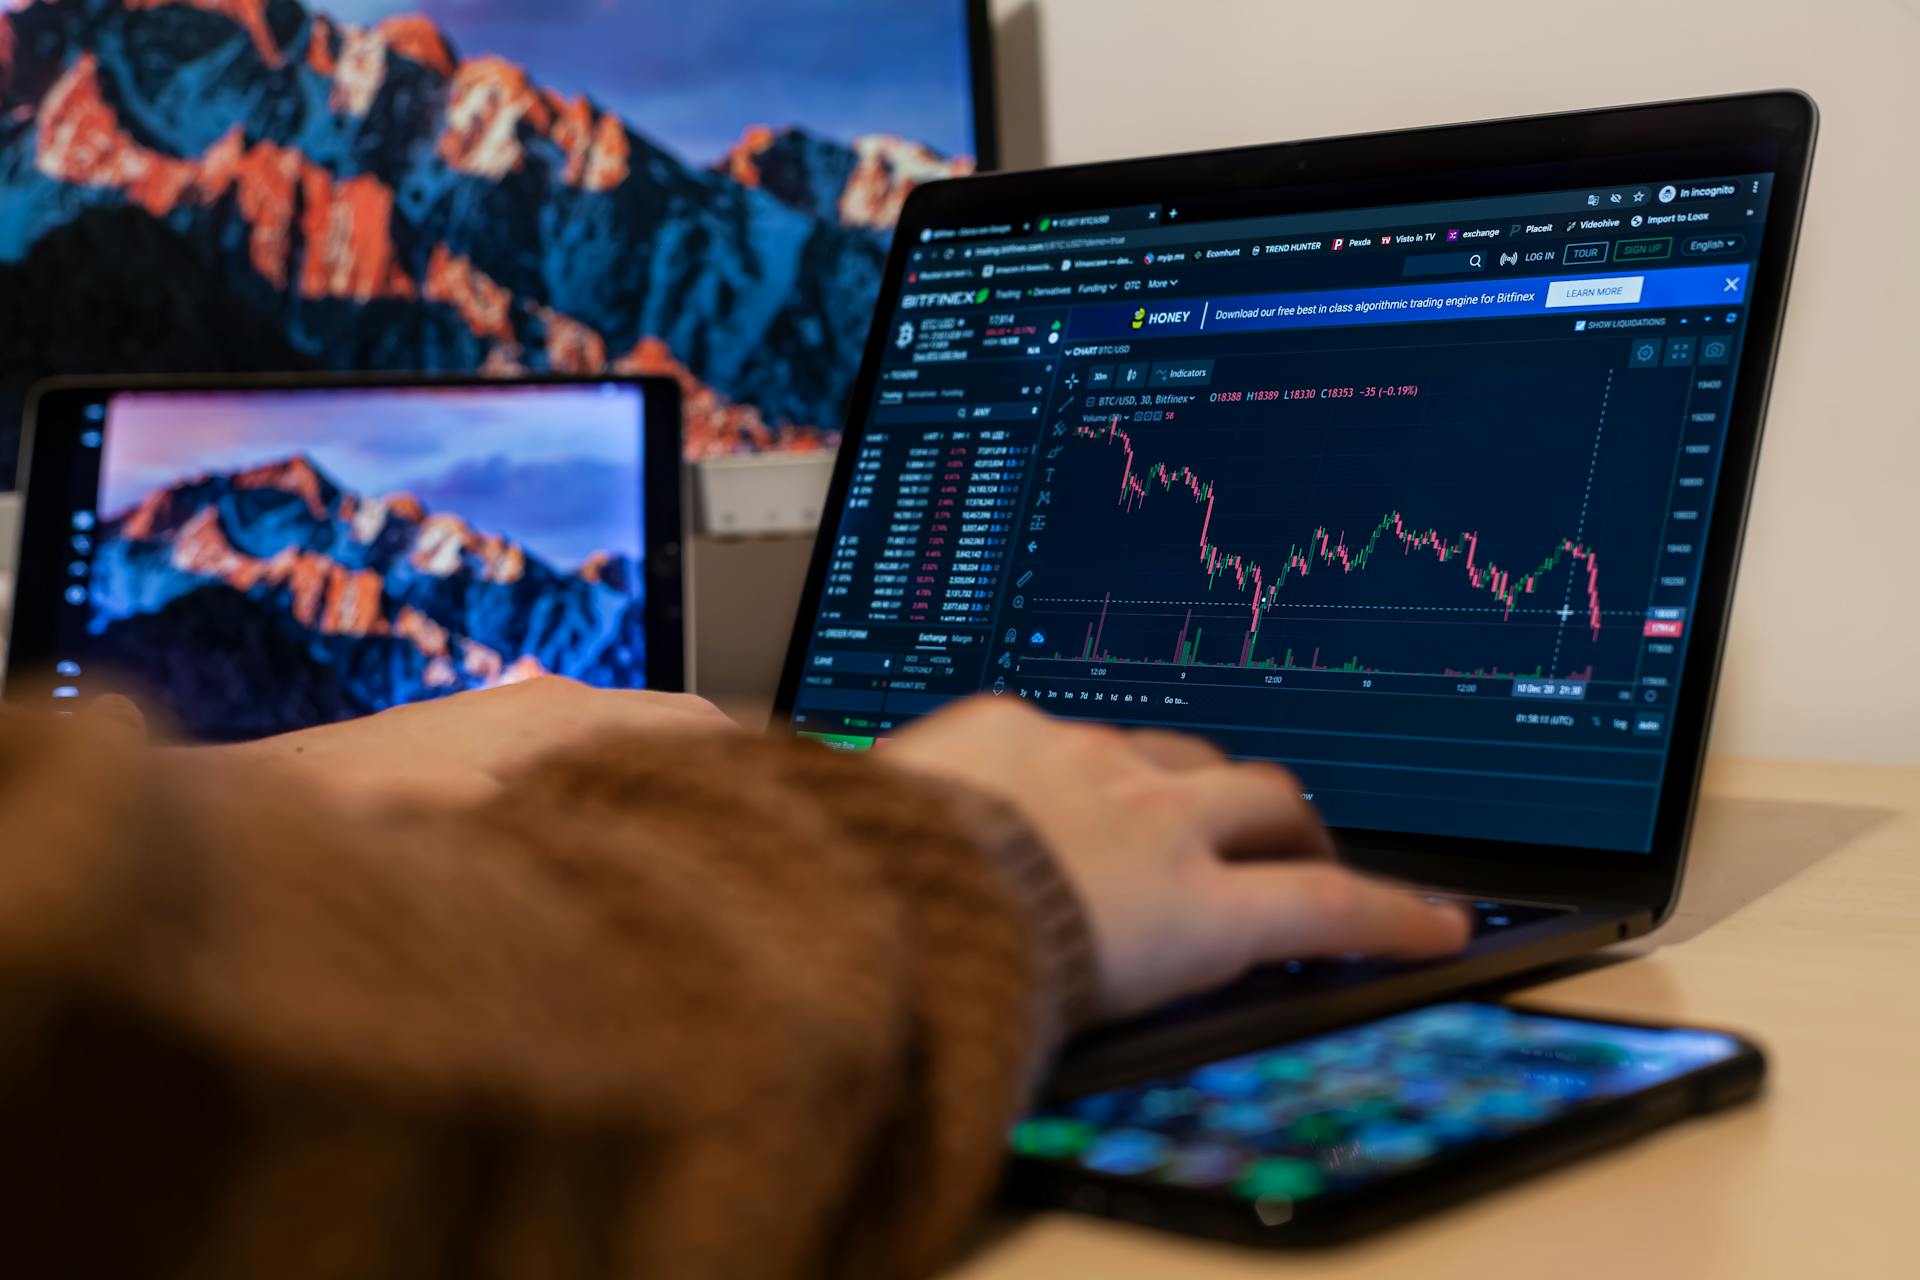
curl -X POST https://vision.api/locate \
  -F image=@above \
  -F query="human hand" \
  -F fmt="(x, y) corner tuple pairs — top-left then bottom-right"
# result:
(195, 677), (736, 808)
(885, 698), (1469, 1022)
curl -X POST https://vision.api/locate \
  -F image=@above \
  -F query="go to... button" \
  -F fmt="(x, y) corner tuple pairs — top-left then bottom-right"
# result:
(1545, 276), (1644, 308)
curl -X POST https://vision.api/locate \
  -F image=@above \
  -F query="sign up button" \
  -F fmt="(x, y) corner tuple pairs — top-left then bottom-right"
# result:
(1614, 237), (1672, 263)
(1544, 276), (1645, 308)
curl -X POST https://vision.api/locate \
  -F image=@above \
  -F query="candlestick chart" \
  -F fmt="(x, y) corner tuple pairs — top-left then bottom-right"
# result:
(1018, 386), (1644, 695)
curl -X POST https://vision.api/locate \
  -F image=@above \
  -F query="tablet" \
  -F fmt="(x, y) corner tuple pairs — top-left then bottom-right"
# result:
(6, 374), (683, 739)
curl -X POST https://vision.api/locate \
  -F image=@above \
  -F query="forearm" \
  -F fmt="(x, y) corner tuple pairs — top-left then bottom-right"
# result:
(0, 717), (1092, 1279)
(479, 731), (1098, 1276)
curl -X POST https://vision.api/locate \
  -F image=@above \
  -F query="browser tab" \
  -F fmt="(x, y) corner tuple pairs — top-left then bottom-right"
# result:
(1035, 205), (1163, 234)
(918, 220), (1015, 244)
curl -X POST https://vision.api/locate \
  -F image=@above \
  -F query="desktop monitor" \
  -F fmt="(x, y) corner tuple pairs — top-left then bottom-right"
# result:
(0, 0), (996, 487)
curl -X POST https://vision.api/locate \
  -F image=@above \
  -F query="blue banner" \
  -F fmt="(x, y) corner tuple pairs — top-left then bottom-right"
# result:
(1068, 264), (1751, 341)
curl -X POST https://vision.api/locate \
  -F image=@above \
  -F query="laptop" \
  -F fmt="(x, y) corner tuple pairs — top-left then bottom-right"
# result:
(785, 92), (1816, 1097)
(4, 374), (685, 739)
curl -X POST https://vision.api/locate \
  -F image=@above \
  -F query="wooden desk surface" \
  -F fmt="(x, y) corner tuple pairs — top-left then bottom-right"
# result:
(954, 757), (1920, 1280)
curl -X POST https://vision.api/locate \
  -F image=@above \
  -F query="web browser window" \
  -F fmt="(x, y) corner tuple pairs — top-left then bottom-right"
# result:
(791, 174), (1774, 852)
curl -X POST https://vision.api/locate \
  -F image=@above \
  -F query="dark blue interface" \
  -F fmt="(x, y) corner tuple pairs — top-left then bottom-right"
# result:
(790, 175), (1775, 852)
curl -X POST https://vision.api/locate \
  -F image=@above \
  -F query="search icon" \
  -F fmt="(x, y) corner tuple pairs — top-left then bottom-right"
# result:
(1401, 251), (1493, 277)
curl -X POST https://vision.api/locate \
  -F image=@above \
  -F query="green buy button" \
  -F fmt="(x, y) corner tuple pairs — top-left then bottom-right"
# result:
(1614, 237), (1672, 262)
(798, 732), (876, 751)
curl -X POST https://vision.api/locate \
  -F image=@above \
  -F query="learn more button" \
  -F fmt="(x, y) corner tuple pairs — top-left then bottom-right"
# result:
(1544, 275), (1645, 308)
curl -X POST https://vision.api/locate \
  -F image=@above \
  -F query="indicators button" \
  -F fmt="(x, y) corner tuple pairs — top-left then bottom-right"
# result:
(1149, 359), (1215, 387)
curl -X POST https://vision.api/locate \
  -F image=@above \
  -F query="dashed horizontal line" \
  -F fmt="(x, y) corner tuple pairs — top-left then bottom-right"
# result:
(1030, 597), (1643, 615)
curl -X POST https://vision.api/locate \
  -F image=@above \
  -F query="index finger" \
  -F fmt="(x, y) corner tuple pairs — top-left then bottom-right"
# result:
(1125, 729), (1228, 773)
(1175, 762), (1337, 860)
(81, 694), (149, 743)
(1215, 863), (1472, 961)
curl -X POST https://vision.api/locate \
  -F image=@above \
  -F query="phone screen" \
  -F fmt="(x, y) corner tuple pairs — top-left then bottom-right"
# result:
(1012, 1003), (1744, 1206)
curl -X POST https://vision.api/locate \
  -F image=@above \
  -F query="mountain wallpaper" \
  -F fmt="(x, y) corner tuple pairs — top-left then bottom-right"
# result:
(84, 382), (649, 738)
(90, 450), (644, 739)
(0, 0), (979, 483)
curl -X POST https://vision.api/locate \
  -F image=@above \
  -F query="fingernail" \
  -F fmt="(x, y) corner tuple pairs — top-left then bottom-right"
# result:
(1433, 902), (1472, 940)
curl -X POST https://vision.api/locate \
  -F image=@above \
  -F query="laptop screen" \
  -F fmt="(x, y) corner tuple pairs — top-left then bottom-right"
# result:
(788, 173), (1778, 853)
(30, 381), (654, 741)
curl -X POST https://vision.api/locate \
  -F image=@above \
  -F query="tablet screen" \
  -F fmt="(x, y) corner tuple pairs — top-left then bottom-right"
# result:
(29, 380), (655, 740)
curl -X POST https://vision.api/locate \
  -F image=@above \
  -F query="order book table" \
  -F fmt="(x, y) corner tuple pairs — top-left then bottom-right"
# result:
(955, 757), (1920, 1280)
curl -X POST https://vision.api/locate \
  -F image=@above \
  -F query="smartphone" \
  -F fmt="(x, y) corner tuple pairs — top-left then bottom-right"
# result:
(1005, 1002), (1764, 1246)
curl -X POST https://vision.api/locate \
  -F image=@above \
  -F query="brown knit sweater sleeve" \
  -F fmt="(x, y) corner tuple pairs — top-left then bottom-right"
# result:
(0, 716), (1096, 1280)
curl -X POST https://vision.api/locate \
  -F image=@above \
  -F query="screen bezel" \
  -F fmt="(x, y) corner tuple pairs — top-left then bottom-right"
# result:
(773, 92), (1816, 919)
(5, 371), (686, 708)
(965, 0), (1000, 171)
(1004, 1001), (1766, 1247)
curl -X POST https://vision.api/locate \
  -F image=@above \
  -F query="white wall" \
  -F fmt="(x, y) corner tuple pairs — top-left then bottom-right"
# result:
(990, 0), (1920, 766)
